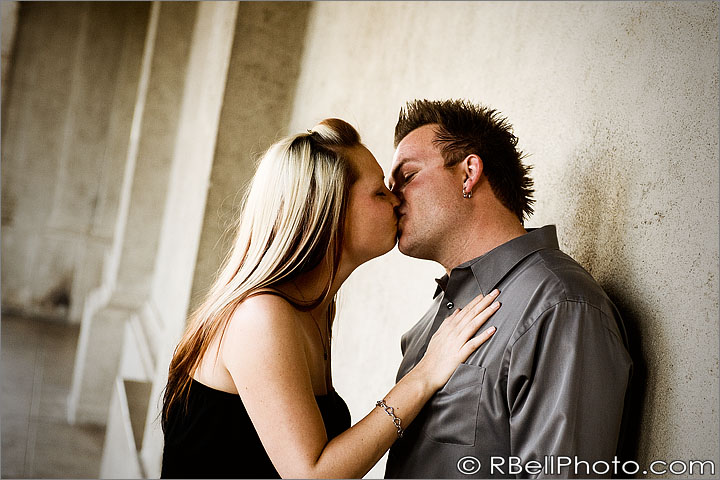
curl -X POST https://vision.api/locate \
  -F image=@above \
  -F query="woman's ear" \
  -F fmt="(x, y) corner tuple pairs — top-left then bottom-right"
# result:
(461, 154), (483, 194)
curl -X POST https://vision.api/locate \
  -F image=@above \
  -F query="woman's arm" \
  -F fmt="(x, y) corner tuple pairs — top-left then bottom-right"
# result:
(222, 291), (499, 478)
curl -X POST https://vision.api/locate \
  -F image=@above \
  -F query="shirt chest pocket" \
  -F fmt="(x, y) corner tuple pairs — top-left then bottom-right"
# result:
(419, 363), (486, 446)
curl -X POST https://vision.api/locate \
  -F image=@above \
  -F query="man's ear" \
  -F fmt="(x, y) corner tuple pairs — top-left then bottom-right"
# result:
(461, 154), (483, 194)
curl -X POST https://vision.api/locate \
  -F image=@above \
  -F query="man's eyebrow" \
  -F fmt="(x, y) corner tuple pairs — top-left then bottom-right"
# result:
(390, 159), (405, 182)
(390, 157), (416, 181)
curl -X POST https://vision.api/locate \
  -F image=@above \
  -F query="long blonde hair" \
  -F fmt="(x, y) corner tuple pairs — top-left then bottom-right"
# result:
(162, 118), (361, 429)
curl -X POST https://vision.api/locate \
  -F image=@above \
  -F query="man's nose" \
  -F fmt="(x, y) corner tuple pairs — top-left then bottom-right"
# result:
(389, 190), (401, 208)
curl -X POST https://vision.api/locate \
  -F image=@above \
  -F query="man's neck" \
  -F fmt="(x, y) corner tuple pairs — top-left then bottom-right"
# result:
(441, 211), (528, 275)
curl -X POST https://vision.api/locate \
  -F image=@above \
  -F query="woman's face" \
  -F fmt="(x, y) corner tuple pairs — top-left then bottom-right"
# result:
(343, 145), (400, 266)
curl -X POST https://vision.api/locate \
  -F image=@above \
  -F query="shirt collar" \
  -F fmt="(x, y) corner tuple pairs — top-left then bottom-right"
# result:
(434, 225), (560, 298)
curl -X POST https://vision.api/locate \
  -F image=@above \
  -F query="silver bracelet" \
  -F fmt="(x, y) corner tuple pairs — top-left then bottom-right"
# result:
(376, 399), (404, 439)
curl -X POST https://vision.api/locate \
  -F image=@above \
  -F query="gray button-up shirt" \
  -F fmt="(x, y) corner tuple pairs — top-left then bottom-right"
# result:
(385, 226), (632, 479)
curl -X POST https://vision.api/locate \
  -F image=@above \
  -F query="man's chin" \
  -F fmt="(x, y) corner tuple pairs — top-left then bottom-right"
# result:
(396, 233), (435, 261)
(396, 233), (417, 258)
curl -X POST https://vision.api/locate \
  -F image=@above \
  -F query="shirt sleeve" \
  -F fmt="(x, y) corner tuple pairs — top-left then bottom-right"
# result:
(506, 300), (632, 478)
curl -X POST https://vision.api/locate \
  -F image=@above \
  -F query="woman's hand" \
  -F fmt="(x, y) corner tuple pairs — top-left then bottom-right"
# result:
(414, 289), (500, 391)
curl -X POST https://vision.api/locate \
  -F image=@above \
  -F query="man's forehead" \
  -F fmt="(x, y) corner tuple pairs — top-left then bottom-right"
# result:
(395, 124), (438, 154)
(391, 124), (441, 173)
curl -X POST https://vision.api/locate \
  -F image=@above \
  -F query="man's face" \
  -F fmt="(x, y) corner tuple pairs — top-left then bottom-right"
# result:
(390, 124), (463, 261)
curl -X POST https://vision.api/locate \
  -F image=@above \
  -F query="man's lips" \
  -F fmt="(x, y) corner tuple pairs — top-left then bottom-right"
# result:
(396, 213), (406, 232)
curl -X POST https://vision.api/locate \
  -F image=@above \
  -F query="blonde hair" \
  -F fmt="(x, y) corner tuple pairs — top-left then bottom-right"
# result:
(162, 118), (361, 428)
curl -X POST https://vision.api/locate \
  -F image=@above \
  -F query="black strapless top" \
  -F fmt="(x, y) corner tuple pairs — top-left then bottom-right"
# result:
(161, 379), (351, 478)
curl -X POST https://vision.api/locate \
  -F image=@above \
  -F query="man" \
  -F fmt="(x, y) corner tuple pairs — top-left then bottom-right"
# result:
(385, 99), (632, 478)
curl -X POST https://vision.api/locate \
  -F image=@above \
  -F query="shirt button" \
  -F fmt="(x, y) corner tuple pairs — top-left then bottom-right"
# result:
(446, 301), (454, 310)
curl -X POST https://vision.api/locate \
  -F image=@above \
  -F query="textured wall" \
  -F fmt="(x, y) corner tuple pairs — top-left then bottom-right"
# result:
(68, 0), (198, 424)
(141, 3), (239, 475)
(188, 1), (311, 314)
(286, 2), (719, 477)
(1, 1), (19, 103)
(1, 2), (149, 322)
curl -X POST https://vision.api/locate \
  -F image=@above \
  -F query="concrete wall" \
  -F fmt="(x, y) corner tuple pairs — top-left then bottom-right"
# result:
(2, 1), (237, 474)
(139, 3), (238, 474)
(1, 1), (19, 103)
(68, 0), (199, 425)
(287, 1), (719, 477)
(188, 1), (311, 314)
(1, 2), (150, 322)
(140, 5), (311, 475)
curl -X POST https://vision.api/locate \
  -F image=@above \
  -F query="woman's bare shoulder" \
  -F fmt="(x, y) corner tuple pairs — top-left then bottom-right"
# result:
(234, 292), (297, 319)
(224, 292), (300, 342)
(221, 292), (308, 385)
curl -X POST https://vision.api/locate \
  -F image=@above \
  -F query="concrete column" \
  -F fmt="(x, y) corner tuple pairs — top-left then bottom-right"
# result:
(1, 1), (19, 104)
(135, 2), (237, 476)
(67, 3), (151, 323)
(187, 1), (311, 315)
(1, 2), (91, 318)
(0, 1), (77, 234)
(1, 2), (148, 322)
(133, 5), (308, 473)
(68, 1), (200, 425)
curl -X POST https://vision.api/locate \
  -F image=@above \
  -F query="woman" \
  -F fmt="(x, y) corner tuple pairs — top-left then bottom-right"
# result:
(161, 119), (500, 478)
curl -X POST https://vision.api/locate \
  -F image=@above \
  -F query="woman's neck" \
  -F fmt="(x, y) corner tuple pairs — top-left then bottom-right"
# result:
(281, 254), (357, 316)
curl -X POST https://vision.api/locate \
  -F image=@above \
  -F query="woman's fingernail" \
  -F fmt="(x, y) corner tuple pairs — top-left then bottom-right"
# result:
(487, 326), (496, 333)
(490, 289), (500, 296)
(492, 301), (500, 308)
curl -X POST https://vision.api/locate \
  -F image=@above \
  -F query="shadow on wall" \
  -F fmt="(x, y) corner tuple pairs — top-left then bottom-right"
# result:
(41, 274), (72, 312)
(608, 288), (648, 470)
(2, 274), (73, 321)
(558, 123), (650, 471)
